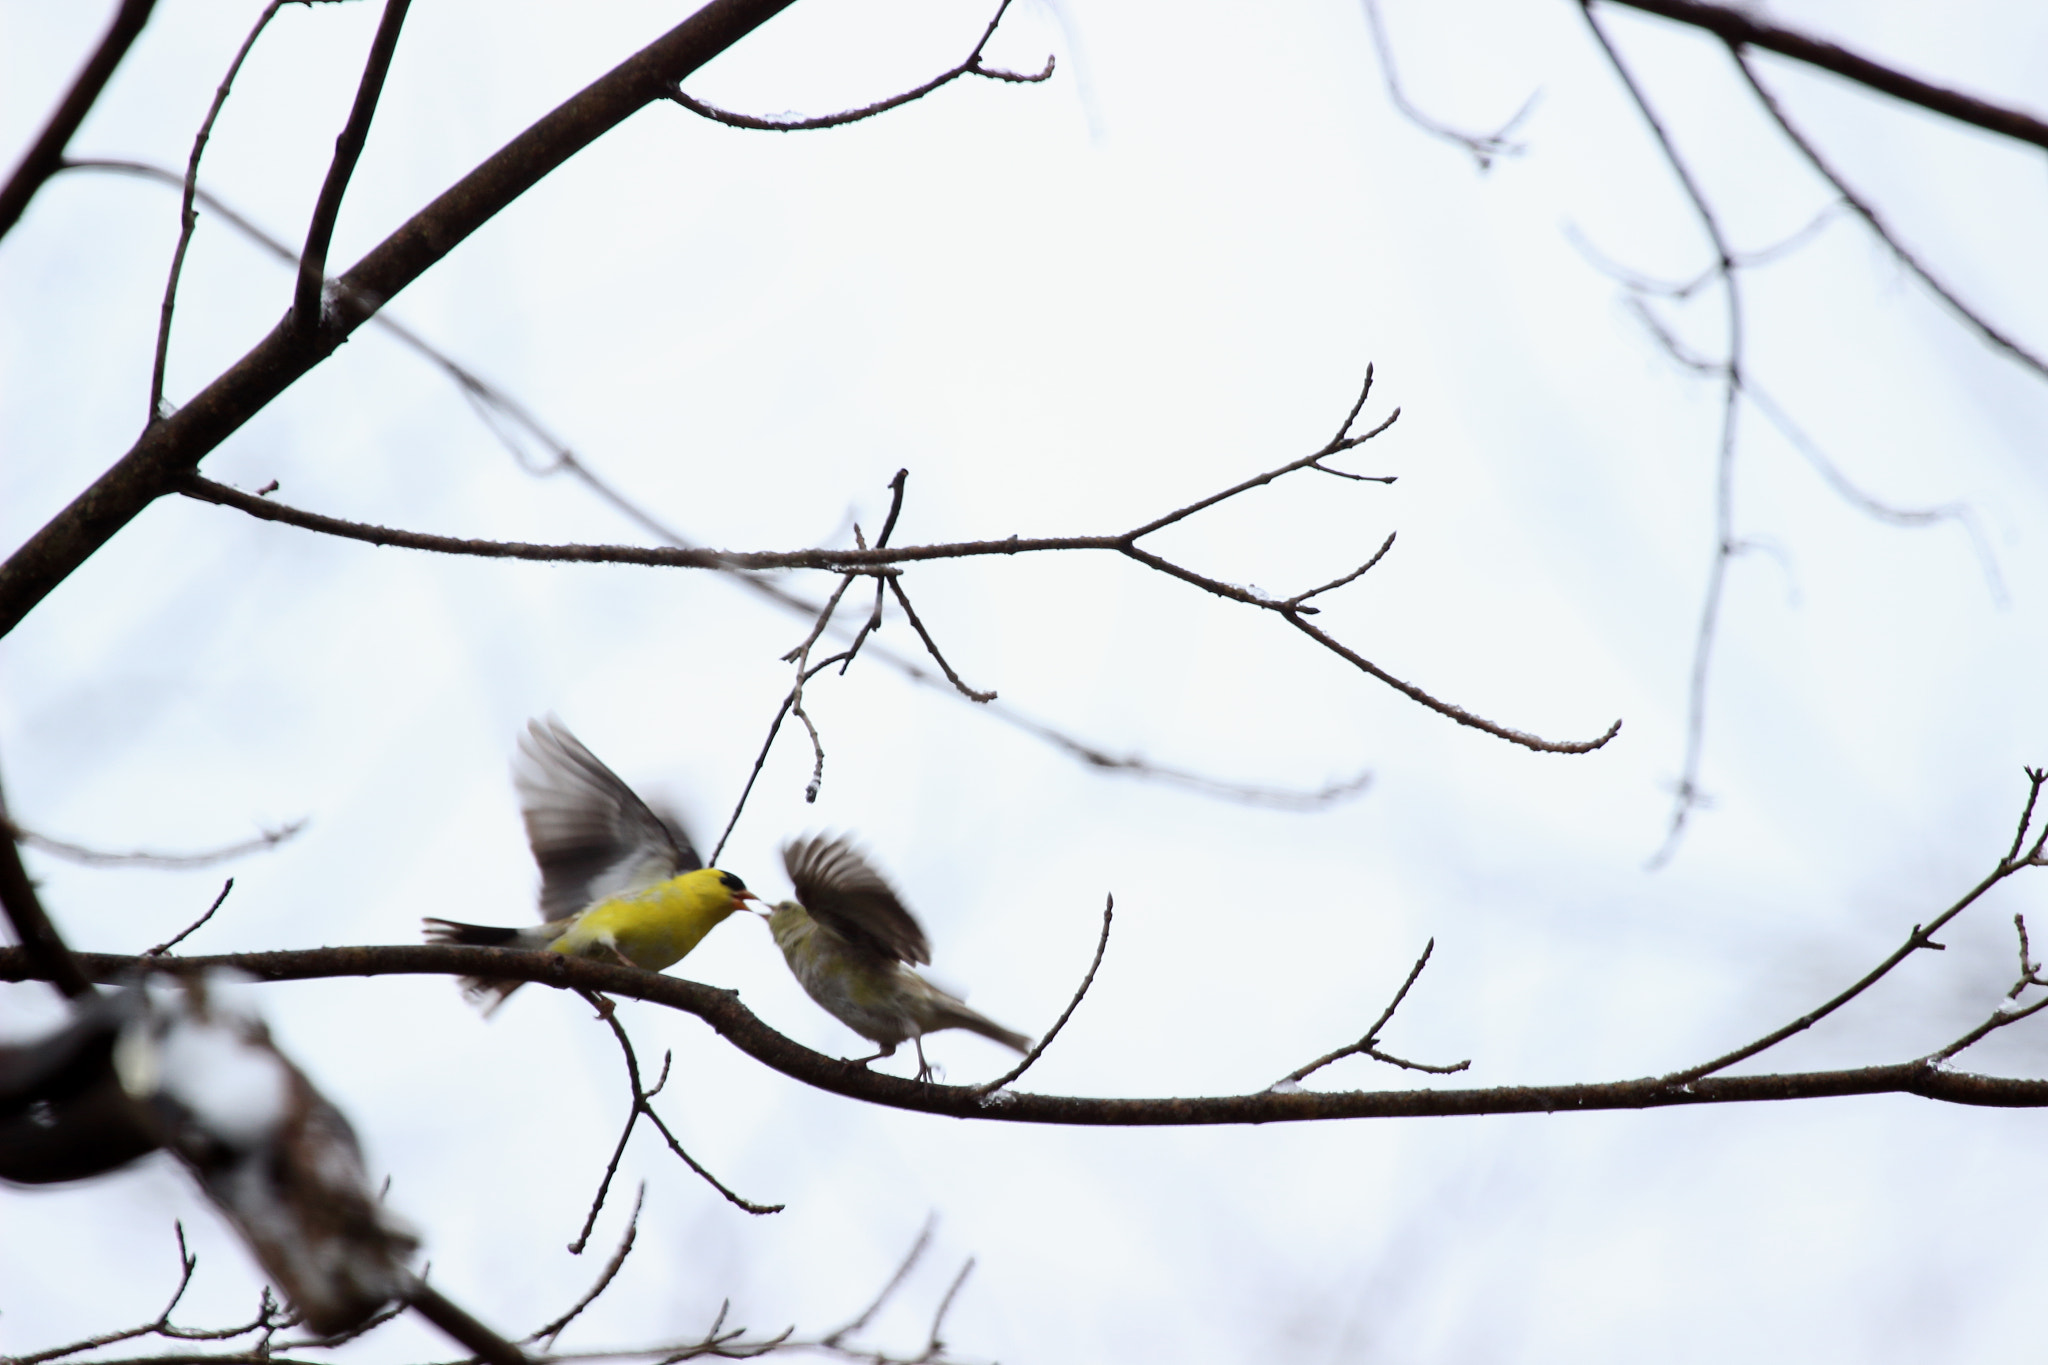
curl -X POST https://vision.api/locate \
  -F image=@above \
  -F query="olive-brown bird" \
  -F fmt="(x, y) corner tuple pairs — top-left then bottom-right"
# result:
(424, 719), (756, 1011)
(763, 836), (1029, 1080)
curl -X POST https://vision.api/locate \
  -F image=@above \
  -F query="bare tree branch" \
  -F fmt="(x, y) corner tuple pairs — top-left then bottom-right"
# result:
(292, 0), (413, 332)
(1361, 0), (1534, 171)
(145, 879), (235, 957)
(0, 758), (96, 1000)
(151, 0), (300, 422)
(6, 817), (306, 870)
(1603, 0), (2048, 153)
(0, 0), (158, 243)
(531, 1186), (643, 1346)
(669, 0), (1050, 132)
(1728, 49), (2048, 383)
(52, 159), (1386, 812)
(972, 895), (1112, 1096)
(175, 374), (1618, 757)
(1580, 1), (1744, 865)
(884, 579), (995, 704)
(574, 992), (783, 1231)
(1661, 768), (2048, 1086)
(1272, 938), (1469, 1089)
(0, 0), (807, 640)
(406, 1282), (529, 1365)
(16, 936), (2048, 1125)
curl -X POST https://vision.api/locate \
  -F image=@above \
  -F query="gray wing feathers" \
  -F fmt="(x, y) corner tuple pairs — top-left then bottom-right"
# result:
(515, 718), (698, 920)
(782, 836), (931, 967)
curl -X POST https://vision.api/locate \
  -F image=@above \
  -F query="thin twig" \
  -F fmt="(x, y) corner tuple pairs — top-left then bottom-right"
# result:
(1581, 2), (1744, 867)
(973, 895), (1113, 1096)
(919, 1259), (974, 1362)
(708, 648), (856, 865)
(530, 1186), (643, 1347)
(824, 1220), (933, 1348)
(1661, 770), (2048, 1085)
(885, 579), (995, 702)
(146, 879), (234, 957)
(1729, 48), (2048, 383)
(669, 0), (1050, 132)
(9, 1226), (303, 1365)
(175, 366), (1610, 755)
(293, 0), (413, 331)
(575, 992), (782, 1231)
(151, 0), (293, 423)
(30, 162), (1568, 794)
(782, 578), (861, 806)
(2011, 913), (2047, 1001)
(1283, 532), (1396, 611)
(1272, 939), (1469, 1088)
(1742, 380), (2005, 603)
(2005, 768), (2047, 866)
(1362, 0), (1534, 171)
(7, 817), (305, 869)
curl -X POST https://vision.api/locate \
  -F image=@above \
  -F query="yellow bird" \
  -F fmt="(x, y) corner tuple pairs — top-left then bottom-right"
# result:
(424, 718), (756, 1010)
(763, 836), (1029, 1080)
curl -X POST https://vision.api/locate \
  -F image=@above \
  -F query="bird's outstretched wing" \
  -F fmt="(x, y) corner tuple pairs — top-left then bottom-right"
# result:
(515, 718), (699, 920)
(782, 835), (931, 967)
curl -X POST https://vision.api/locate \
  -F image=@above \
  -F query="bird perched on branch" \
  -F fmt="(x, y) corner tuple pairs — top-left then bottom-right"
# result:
(424, 718), (757, 1011)
(763, 836), (1029, 1080)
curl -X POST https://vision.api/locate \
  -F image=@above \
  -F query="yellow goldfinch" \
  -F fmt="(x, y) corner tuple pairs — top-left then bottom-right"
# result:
(424, 719), (756, 1011)
(763, 836), (1029, 1080)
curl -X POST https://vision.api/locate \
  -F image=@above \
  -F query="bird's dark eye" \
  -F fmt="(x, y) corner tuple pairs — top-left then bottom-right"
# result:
(721, 872), (747, 892)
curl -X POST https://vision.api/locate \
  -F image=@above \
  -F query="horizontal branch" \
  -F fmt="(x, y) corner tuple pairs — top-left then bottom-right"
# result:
(179, 382), (1619, 757)
(176, 473), (1120, 568)
(9, 945), (2046, 1122)
(1606, 0), (2048, 152)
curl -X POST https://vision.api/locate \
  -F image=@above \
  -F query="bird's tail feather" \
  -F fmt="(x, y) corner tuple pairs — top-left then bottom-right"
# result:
(934, 1000), (1031, 1054)
(423, 917), (523, 947)
(423, 918), (563, 1014)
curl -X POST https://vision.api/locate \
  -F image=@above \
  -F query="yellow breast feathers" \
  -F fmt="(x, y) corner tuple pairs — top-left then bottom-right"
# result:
(554, 867), (750, 972)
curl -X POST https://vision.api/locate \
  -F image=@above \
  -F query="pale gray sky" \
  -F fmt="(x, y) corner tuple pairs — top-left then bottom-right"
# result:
(5, 2), (2048, 1361)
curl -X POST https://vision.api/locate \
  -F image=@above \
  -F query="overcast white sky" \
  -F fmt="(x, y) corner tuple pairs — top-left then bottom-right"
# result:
(5, 2), (2048, 1361)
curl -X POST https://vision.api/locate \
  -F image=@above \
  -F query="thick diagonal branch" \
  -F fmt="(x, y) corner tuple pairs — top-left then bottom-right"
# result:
(1605, 0), (2048, 152)
(0, 0), (804, 639)
(0, 0), (157, 242)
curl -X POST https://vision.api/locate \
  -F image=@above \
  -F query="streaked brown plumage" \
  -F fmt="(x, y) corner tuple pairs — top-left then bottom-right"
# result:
(763, 836), (1029, 1081)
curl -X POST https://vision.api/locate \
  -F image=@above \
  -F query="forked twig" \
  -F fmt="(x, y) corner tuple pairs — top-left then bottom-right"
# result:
(669, 0), (1050, 133)
(1363, 0), (1535, 171)
(1663, 768), (2048, 1086)
(570, 992), (781, 1250)
(1272, 939), (1469, 1089)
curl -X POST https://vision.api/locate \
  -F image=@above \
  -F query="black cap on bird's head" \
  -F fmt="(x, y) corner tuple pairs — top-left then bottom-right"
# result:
(716, 870), (759, 906)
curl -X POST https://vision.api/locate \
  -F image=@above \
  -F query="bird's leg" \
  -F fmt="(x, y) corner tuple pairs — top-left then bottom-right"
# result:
(844, 1043), (896, 1068)
(607, 944), (637, 970)
(914, 1036), (933, 1084)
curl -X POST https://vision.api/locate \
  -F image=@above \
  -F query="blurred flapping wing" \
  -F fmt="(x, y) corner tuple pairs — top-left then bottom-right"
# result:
(782, 835), (931, 967)
(515, 718), (698, 920)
